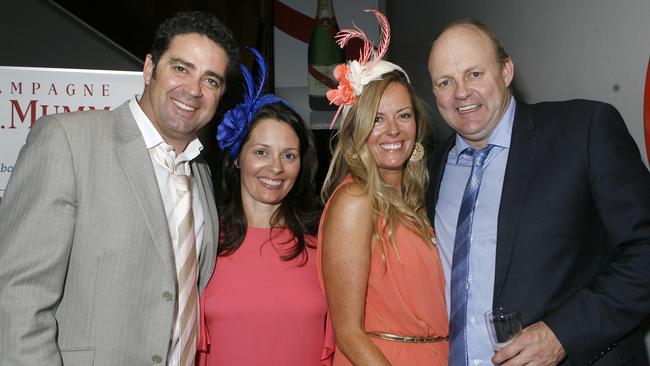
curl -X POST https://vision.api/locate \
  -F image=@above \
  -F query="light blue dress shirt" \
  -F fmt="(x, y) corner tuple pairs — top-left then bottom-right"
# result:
(435, 97), (516, 365)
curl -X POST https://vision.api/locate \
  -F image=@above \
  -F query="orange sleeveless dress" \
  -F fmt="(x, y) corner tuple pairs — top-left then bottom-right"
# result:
(317, 176), (449, 365)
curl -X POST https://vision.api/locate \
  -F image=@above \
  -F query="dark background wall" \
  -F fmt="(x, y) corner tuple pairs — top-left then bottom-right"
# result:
(2, 0), (142, 70)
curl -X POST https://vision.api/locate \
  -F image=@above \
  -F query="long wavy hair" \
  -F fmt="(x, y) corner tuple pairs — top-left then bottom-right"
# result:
(218, 103), (320, 263)
(321, 70), (433, 254)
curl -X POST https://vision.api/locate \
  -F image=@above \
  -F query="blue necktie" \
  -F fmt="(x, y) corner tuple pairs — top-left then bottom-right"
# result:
(449, 144), (494, 366)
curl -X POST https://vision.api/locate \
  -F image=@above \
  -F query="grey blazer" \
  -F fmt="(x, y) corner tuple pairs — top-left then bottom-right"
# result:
(0, 102), (219, 365)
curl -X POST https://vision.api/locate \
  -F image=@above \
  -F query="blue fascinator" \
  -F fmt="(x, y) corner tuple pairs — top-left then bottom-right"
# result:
(217, 47), (288, 158)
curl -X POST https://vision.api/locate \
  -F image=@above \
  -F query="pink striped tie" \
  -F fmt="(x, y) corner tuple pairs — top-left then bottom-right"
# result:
(173, 172), (198, 366)
(153, 147), (198, 366)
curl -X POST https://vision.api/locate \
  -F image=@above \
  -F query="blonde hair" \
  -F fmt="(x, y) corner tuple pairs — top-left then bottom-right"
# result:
(321, 70), (433, 255)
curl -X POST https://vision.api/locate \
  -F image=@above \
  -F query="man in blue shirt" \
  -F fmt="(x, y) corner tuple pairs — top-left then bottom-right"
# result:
(426, 20), (650, 365)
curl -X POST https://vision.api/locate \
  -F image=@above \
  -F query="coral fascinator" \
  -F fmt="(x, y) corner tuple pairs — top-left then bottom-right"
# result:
(326, 9), (409, 128)
(217, 47), (288, 157)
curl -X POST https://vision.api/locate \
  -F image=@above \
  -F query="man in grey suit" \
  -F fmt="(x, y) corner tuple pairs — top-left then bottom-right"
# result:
(0, 11), (238, 365)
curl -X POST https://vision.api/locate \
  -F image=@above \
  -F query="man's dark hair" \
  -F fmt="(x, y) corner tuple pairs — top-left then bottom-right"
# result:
(150, 11), (239, 73)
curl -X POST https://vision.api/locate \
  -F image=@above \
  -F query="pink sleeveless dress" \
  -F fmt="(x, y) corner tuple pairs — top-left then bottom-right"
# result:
(317, 176), (449, 365)
(198, 227), (333, 365)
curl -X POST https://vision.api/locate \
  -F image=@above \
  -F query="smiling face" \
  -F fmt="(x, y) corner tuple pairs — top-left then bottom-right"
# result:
(237, 118), (301, 215)
(366, 82), (417, 187)
(428, 24), (514, 148)
(139, 32), (228, 152)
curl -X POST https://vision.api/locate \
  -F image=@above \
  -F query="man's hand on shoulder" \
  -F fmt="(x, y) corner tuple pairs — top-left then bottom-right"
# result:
(492, 321), (566, 366)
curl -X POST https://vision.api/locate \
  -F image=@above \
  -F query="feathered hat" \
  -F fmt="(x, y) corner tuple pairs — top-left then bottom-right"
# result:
(217, 47), (288, 157)
(326, 9), (409, 128)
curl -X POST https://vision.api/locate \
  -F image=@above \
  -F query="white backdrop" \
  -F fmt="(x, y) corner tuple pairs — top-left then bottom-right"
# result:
(0, 66), (143, 196)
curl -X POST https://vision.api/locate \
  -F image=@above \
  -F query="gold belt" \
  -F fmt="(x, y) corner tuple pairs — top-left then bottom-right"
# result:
(367, 332), (449, 343)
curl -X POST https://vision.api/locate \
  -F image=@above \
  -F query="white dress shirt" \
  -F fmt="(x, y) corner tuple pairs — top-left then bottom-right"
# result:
(435, 97), (516, 365)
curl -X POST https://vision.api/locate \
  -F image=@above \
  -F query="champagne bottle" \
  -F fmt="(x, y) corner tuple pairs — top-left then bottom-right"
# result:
(307, 0), (345, 111)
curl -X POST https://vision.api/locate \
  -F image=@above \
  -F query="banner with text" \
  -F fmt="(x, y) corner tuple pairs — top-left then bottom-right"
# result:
(0, 66), (143, 196)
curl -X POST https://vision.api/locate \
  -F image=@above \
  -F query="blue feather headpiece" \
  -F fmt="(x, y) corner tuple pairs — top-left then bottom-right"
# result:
(217, 47), (288, 158)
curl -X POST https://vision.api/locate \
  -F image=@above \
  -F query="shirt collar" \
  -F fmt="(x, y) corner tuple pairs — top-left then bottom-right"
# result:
(449, 96), (516, 163)
(129, 96), (203, 162)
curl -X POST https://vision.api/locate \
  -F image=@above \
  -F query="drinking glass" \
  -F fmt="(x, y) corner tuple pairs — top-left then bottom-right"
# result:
(484, 307), (522, 351)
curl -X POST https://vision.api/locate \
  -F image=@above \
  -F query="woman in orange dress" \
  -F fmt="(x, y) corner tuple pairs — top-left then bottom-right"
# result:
(318, 10), (449, 365)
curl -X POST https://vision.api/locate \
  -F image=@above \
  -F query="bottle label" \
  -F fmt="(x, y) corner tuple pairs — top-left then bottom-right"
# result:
(308, 64), (339, 96)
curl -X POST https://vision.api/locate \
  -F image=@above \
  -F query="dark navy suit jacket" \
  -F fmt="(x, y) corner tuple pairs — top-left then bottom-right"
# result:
(427, 99), (650, 365)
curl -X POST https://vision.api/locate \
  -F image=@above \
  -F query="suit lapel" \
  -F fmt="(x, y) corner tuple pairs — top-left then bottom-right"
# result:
(191, 160), (218, 292)
(112, 103), (175, 273)
(493, 101), (538, 304)
(427, 136), (455, 224)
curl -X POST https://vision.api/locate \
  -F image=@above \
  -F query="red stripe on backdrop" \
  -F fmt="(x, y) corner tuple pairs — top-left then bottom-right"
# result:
(644, 58), (650, 163)
(274, 0), (314, 43)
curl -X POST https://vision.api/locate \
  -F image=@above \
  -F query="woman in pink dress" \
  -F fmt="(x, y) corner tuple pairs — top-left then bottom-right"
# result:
(197, 49), (332, 366)
(318, 11), (449, 365)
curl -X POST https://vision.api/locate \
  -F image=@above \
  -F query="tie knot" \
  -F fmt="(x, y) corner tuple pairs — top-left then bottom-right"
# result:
(150, 146), (192, 193)
(465, 144), (494, 169)
(151, 145), (177, 172)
